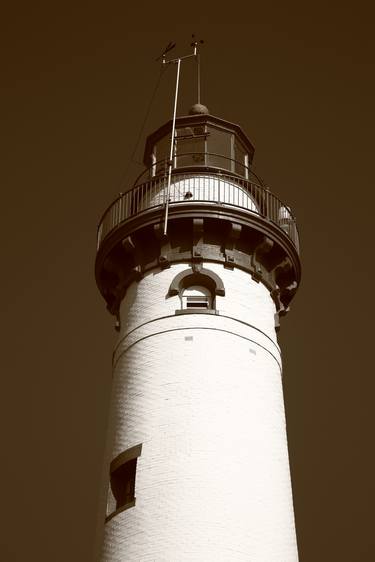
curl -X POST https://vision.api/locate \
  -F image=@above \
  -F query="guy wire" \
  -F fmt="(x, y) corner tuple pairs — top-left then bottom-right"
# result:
(118, 64), (167, 192)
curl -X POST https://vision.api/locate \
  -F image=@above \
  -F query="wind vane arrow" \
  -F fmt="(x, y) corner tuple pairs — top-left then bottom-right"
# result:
(155, 41), (176, 62)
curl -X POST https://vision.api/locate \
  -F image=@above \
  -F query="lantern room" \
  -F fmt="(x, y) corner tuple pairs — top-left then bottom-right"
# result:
(143, 105), (255, 180)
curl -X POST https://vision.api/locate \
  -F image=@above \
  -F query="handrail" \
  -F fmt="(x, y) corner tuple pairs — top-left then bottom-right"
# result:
(97, 171), (299, 254)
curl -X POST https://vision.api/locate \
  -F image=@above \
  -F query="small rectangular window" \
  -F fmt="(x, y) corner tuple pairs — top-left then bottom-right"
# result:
(111, 458), (137, 510)
(185, 296), (210, 309)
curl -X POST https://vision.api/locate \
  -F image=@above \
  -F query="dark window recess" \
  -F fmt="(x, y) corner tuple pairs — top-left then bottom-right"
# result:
(110, 458), (137, 510)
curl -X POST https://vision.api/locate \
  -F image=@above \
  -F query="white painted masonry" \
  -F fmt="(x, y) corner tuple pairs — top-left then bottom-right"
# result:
(102, 263), (299, 561)
(145, 176), (259, 213)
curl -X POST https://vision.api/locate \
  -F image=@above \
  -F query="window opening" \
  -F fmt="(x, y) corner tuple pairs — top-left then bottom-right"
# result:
(182, 285), (212, 310)
(110, 458), (137, 510)
(186, 296), (209, 309)
(106, 444), (142, 520)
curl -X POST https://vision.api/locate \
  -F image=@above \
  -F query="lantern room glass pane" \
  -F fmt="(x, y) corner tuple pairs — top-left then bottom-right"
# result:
(206, 127), (232, 171)
(154, 135), (171, 176)
(175, 126), (206, 167)
(176, 138), (205, 166)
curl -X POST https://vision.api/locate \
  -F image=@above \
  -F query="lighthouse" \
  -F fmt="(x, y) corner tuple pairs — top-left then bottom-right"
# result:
(95, 46), (301, 562)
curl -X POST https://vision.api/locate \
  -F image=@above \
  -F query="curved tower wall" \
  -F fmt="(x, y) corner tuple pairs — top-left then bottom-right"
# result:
(102, 263), (298, 561)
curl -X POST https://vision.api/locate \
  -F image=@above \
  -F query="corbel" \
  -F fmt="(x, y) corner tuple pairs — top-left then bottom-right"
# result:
(252, 236), (274, 280)
(191, 262), (203, 274)
(280, 280), (298, 306)
(153, 223), (171, 268)
(224, 222), (242, 269)
(273, 257), (293, 286)
(192, 218), (204, 262)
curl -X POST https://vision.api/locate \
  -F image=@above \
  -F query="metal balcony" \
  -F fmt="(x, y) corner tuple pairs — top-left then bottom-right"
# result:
(97, 170), (299, 254)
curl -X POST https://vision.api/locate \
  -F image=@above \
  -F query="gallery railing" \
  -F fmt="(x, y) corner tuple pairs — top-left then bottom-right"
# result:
(97, 170), (299, 254)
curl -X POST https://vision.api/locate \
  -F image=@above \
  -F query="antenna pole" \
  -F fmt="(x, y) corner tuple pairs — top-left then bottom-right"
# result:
(160, 36), (204, 235)
(197, 52), (201, 105)
(163, 57), (181, 236)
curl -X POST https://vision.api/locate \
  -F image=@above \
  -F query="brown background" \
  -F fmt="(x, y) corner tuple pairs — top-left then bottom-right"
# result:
(1, 3), (374, 561)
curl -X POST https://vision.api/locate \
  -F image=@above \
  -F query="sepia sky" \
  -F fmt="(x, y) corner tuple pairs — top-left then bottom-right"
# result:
(1, 3), (375, 561)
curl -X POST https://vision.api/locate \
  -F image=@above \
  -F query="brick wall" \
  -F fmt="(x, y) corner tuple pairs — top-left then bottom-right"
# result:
(101, 263), (298, 561)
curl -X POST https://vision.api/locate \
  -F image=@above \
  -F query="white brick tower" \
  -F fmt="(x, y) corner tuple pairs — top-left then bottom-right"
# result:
(95, 102), (301, 561)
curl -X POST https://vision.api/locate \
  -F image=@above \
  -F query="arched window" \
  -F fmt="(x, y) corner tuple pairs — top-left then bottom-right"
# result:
(168, 267), (225, 314)
(182, 285), (213, 310)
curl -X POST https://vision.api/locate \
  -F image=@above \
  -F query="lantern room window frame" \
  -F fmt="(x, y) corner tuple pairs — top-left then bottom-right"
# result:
(147, 115), (252, 180)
